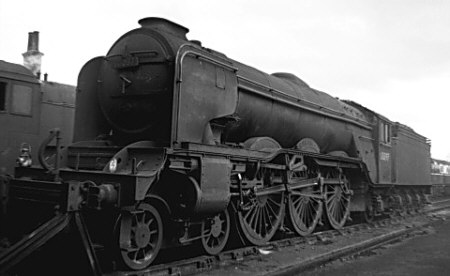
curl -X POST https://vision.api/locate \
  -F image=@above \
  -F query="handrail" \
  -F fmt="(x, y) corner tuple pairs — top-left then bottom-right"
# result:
(38, 128), (61, 175)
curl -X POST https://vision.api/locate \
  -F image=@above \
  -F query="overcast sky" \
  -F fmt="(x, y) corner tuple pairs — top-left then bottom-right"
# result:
(1, 0), (449, 159)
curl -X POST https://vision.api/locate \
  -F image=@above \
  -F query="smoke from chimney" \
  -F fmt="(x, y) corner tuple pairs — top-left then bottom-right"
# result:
(22, 31), (44, 77)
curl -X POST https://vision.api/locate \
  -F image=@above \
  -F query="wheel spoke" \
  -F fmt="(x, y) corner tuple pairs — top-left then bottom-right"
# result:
(250, 207), (260, 230)
(266, 200), (277, 219)
(263, 206), (272, 230)
(267, 197), (281, 209)
(122, 245), (139, 253)
(306, 203), (314, 223)
(141, 212), (147, 224)
(244, 205), (256, 221)
(258, 207), (265, 236)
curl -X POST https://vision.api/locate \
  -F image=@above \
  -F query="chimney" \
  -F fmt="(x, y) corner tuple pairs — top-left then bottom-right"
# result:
(22, 31), (44, 77)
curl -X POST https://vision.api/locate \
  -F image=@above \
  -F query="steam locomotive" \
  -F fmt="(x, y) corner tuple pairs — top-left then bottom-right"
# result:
(3, 17), (431, 272)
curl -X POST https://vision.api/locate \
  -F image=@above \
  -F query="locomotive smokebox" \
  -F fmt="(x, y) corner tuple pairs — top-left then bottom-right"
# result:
(98, 29), (173, 136)
(76, 18), (192, 143)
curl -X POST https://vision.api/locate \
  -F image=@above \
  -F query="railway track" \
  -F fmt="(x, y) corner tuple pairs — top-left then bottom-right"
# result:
(1, 199), (449, 276)
(105, 199), (450, 276)
(429, 197), (450, 207)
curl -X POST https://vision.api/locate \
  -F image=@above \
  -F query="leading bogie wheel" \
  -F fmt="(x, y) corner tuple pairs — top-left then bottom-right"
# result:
(116, 203), (163, 270)
(200, 209), (231, 255)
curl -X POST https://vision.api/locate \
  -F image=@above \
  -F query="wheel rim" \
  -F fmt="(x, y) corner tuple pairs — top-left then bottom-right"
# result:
(288, 186), (323, 236)
(324, 174), (351, 229)
(201, 209), (230, 255)
(238, 190), (285, 245)
(118, 203), (163, 270)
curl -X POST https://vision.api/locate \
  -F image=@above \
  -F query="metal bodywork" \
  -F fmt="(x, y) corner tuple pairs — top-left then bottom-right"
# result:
(0, 60), (75, 175)
(81, 19), (370, 153)
(392, 123), (431, 186)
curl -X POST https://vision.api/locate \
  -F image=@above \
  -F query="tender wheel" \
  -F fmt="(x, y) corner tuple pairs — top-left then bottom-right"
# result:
(117, 203), (163, 270)
(287, 186), (323, 236)
(363, 194), (375, 223)
(201, 209), (230, 255)
(323, 171), (351, 229)
(390, 194), (406, 216)
(410, 190), (422, 212)
(403, 191), (414, 214)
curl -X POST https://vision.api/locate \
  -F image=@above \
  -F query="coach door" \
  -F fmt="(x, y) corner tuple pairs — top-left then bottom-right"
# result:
(378, 119), (392, 183)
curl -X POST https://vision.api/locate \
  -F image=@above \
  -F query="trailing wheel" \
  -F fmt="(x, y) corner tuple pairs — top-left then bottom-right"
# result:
(200, 209), (230, 255)
(287, 186), (323, 236)
(116, 203), (163, 270)
(323, 171), (351, 229)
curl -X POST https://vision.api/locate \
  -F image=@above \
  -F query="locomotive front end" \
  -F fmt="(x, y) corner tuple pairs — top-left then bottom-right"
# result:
(75, 18), (189, 144)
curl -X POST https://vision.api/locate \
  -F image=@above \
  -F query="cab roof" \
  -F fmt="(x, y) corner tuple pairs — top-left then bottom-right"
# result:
(0, 60), (39, 84)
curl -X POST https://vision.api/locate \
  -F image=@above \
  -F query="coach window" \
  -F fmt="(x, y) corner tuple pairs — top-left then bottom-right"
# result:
(379, 122), (391, 144)
(0, 82), (6, 111)
(11, 84), (32, 116)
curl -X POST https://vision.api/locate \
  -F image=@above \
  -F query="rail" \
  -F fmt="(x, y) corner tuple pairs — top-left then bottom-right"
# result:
(0, 214), (70, 274)
(0, 212), (101, 276)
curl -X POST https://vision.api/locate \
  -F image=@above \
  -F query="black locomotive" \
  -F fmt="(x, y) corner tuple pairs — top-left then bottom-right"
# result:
(2, 18), (431, 272)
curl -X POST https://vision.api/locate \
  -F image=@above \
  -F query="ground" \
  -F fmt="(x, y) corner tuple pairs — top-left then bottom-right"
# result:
(302, 210), (450, 276)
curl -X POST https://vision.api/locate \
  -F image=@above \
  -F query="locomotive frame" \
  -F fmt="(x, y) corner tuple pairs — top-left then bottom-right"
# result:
(1, 17), (431, 273)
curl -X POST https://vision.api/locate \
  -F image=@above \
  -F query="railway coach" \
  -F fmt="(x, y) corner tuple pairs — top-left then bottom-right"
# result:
(0, 60), (75, 235)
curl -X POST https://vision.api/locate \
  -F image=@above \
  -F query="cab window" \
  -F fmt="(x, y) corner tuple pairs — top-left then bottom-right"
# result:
(11, 84), (32, 116)
(379, 121), (391, 144)
(0, 82), (6, 111)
